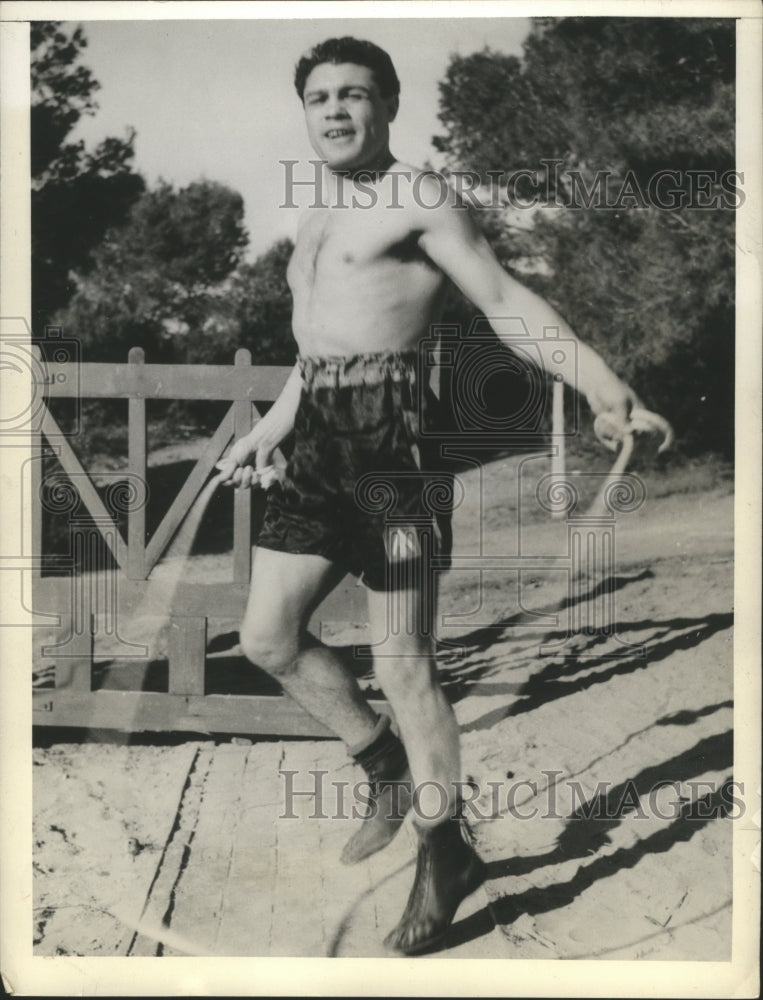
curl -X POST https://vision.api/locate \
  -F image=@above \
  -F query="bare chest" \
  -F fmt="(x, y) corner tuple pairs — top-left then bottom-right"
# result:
(287, 206), (432, 290)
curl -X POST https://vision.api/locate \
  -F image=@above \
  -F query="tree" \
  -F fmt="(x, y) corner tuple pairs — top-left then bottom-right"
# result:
(434, 18), (735, 455)
(230, 239), (297, 366)
(31, 21), (145, 332)
(178, 238), (298, 366)
(57, 180), (249, 363)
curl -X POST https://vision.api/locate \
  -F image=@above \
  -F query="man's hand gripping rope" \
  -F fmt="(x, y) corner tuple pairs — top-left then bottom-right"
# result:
(593, 406), (674, 456)
(214, 424), (285, 491)
(588, 406), (674, 517)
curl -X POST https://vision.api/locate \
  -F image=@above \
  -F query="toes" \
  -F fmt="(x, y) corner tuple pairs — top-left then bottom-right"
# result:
(384, 917), (442, 955)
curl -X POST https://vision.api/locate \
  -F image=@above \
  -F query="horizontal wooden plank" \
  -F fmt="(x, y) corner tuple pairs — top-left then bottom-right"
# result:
(32, 690), (390, 737)
(35, 578), (251, 617)
(42, 363), (293, 401)
(34, 575), (370, 623)
(35, 556), (573, 617)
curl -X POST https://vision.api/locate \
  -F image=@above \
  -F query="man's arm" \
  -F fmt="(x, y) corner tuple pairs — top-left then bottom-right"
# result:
(216, 363), (302, 488)
(416, 178), (640, 428)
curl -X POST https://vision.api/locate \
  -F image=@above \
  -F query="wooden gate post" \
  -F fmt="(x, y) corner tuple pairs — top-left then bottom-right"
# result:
(551, 374), (566, 520)
(168, 616), (207, 696)
(33, 352), (393, 737)
(233, 348), (254, 584)
(127, 347), (147, 580)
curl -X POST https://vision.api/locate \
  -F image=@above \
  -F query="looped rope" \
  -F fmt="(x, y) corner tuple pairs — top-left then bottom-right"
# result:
(588, 407), (673, 517)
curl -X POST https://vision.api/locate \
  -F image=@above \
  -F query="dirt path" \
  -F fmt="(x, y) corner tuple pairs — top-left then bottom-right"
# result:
(454, 500), (734, 959)
(32, 457), (735, 959)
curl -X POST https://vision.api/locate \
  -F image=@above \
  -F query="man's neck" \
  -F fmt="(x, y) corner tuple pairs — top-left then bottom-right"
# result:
(328, 149), (396, 184)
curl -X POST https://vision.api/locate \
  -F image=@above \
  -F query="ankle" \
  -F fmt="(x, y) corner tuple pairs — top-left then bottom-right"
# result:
(348, 713), (408, 783)
(412, 801), (476, 848)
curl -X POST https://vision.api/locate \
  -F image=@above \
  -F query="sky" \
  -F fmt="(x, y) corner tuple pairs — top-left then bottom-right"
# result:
(69, 16), (532, 257)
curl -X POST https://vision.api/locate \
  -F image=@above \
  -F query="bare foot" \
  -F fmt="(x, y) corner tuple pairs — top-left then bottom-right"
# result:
(384, 817), (486, 955)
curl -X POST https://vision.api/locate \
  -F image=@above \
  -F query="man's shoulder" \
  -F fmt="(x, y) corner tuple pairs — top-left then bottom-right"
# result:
(386, 163), (473, 236)
(391, 160), (430, 180)
(385, 162), (467, 218)
(390, 161), (450, 195)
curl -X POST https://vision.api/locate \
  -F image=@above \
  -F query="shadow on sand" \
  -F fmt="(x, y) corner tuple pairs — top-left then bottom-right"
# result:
(447, 778), (733, 953)
(419, 573), (734, 954)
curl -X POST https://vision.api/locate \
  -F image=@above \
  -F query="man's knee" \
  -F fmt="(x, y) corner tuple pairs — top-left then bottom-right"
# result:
(239, 622), (299, 676)
(373, 642), (437, 697)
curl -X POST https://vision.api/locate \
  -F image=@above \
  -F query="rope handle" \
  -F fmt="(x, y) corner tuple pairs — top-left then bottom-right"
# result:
(588, 407), (673, 517)
(593, 407), (674, 454)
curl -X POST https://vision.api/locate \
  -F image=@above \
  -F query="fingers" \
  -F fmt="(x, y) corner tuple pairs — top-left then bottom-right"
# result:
(215, 462), (246, 489)
(214, 459), (236, 485)
(629, 408), (674, 452)
(594, 407), (674, 454)
(593, 411), (627, 452)
(255, 442), (275, 472)
(236, 466), (278, 491)
(258, 465), (278, 489)
(215, 435), (283, 492)
(213, 460), (279, 492)
(251, 442), (280, 489)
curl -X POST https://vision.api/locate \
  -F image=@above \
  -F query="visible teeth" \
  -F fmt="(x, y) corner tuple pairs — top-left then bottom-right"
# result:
(327, 130), (352, 137)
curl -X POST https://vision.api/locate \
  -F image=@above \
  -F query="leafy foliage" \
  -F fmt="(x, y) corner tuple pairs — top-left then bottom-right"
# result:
(57, 180), (250, 363)
(35, 22), (299, 484)
(231, 240), (298, 365)
(31, 22), (145, 332)
(182, 239), (297, 367)
(434, 17), (735, 454)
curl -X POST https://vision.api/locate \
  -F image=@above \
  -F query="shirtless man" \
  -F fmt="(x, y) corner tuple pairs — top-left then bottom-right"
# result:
(217, 37), (643, 955)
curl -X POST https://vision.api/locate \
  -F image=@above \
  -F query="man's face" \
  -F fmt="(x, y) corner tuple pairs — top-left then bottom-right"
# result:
(302, 62), (398, 171)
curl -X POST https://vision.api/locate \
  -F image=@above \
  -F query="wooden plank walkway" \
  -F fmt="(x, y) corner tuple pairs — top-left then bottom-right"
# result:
(119, 740), (505, 958)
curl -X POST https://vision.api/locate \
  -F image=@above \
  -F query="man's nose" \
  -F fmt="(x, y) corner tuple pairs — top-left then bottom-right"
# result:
(324, 96), (350, 118)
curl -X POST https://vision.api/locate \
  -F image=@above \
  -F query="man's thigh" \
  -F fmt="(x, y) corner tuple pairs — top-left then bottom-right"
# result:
(365, 582), (437, 659)
(243, 546), (345, 638)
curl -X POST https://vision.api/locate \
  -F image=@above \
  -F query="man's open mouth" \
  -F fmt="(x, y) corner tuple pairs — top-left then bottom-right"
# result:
(325, 129), (355, 139)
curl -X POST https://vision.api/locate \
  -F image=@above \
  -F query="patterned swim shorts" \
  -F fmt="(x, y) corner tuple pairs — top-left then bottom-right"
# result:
(257, 350), (453, 591)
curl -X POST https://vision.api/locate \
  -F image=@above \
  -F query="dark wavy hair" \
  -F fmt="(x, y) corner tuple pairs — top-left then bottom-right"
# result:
(294, 37), (400, 102)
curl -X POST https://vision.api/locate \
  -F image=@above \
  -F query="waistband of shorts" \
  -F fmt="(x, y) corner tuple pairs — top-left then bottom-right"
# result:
(298, 350), (419, 388)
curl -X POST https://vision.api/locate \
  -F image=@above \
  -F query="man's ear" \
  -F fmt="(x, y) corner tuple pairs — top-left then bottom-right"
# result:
(386, 95), (399, 122)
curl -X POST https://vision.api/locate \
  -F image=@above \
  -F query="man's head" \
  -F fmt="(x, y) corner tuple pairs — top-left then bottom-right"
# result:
(295, 37), (400, 171)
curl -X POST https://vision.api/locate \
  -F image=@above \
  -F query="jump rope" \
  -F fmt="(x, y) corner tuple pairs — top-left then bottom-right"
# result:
(113, 408), (670, 950)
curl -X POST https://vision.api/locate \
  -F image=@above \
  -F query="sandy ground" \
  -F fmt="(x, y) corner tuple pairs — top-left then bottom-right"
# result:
(32, 451), (736, 959)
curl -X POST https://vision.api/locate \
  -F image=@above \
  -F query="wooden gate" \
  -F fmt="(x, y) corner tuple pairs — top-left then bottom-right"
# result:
(32, 347), (387, 737)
